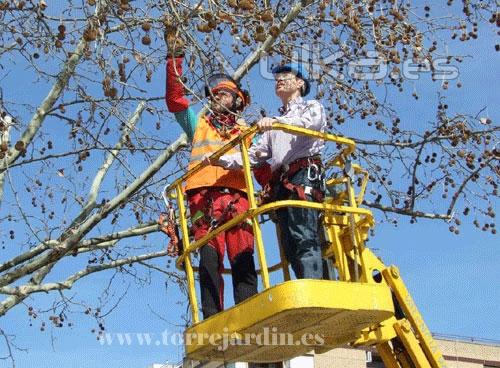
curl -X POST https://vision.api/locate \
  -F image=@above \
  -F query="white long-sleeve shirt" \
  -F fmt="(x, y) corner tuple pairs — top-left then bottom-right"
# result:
(218, 96), (327, 172)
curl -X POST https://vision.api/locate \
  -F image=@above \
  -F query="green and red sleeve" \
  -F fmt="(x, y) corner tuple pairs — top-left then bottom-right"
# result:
(165, 56), (197, 141)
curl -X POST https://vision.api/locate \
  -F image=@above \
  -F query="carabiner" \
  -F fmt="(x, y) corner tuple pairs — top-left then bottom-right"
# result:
(162, 184), (170, 209)
(162, 184), (175, 222)
(307, 162), (320, 181)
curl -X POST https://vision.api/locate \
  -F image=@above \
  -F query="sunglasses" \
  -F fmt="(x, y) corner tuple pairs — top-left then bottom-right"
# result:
(275, 75), (296, 82)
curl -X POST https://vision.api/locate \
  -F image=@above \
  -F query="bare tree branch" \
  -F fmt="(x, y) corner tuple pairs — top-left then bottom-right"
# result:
(0, 250), (170, 297)
(69, 101), (147, 228)
(0, 1), (109, 205)
(0, 133), (187, 295)
(447, 156), (497, 216)
(0, 240), (58, 274)
(0, 114), (13, 205)
(364, 201), (452, 220)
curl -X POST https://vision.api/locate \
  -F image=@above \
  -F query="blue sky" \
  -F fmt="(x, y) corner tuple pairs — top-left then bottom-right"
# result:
(1, 3), (499, 368)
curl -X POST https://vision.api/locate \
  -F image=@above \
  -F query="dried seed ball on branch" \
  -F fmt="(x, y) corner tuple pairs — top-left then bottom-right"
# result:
(109, 87), (118, 99)
(197, 23), (213, 33)
(254, 25), (266, 42)
(119, 63), (126, 82)
(260, 9), (274, 22)
(238, 0), (255, 11)
(141, 21), (151, 32)
(83, 27), (98, 41)
(14, 141), (25, 151)
(269, 25), (280, 37)
(253, 32), (266, 42)
(142, 35), (151, 45)
(119, 0), (130, 10)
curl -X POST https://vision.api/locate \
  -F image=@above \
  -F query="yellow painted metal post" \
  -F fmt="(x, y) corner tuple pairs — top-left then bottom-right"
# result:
(346, 176), (370, 283)
(382, 266), (447, 368)
(397, 351), (415, 368)
(360, 247), (388, 282)
(346, 179), (361, 281)
(394, 320), (432, 368)
(240, 139), (270, 289)
(275, 223), (291, 281)
(324, 214), (351, 281)
(352, 165), (369, 206)
(377, 342), (402, 368)
(176, 184), (200, 324)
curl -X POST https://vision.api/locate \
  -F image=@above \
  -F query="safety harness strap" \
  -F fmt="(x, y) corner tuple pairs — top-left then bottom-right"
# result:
(190, 188), (244, 233)
(260, 156), (324, 204)
(282, 178), (324, 202)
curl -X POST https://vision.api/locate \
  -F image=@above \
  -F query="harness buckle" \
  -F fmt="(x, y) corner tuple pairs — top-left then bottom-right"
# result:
(210, 218), (218, 229)
(304, 186), (313, 196)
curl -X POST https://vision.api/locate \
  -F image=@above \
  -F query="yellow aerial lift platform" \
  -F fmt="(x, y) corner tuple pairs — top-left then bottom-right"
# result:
(163, 124), (447, 367)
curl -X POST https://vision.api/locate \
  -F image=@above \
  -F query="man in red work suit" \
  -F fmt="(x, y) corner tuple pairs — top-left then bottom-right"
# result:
(164, 40), (257, 319)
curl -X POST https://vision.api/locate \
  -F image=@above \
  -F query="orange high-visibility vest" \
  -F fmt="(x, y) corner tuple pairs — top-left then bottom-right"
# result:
(185, 116), (248, 192)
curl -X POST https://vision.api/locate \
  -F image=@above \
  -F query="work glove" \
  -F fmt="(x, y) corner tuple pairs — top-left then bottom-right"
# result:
(164, 25), (185, 58)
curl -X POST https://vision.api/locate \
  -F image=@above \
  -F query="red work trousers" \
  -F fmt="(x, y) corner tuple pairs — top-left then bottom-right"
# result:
(187, 188), (257, 318)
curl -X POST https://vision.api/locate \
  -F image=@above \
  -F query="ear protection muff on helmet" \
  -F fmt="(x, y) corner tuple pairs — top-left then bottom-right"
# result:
(234, 89), (250, 112)
(204, 73), (249, 112)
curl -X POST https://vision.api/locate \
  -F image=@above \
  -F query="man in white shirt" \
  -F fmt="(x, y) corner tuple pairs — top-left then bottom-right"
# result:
(213, 63), (327, 279)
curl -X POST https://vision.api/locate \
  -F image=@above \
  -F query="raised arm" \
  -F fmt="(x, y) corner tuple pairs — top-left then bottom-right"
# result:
(165, 56), (197, 140)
